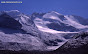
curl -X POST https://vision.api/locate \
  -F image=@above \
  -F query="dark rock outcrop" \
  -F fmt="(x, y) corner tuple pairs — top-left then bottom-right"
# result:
(0, 13), (22, 29)
(54, 32), (88, 54)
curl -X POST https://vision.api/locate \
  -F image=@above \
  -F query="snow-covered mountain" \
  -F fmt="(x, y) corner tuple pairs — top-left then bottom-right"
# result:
(0, 10), (87, 52)
(31, 11), (88, 33)
(0, 10), (47, 51)
(0, 10), (75, 51)
(0, 10), (40, 36)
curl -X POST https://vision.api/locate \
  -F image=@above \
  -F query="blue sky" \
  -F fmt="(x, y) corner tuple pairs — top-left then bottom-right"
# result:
(0, 0), (88, 18)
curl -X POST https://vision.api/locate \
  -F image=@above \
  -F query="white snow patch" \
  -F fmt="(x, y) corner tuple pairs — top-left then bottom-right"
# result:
(64, 15), (88, 29)
(36, 25), (78, 34)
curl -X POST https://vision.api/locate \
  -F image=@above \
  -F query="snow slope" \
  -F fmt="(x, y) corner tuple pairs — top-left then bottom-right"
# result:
(31, 11), (88, 33)
(0, 10), (47, 51)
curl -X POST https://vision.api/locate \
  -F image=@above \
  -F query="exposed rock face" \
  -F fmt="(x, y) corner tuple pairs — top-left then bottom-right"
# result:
(46, 22), (79, 32)
(0, 13), (22, 29)
(54, 32), (88, 54)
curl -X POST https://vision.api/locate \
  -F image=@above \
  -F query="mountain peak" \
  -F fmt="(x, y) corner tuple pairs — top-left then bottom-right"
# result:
(49, 11), (62, 15)
(0, 10), (20, 16)
(5, 10), (20, 13)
